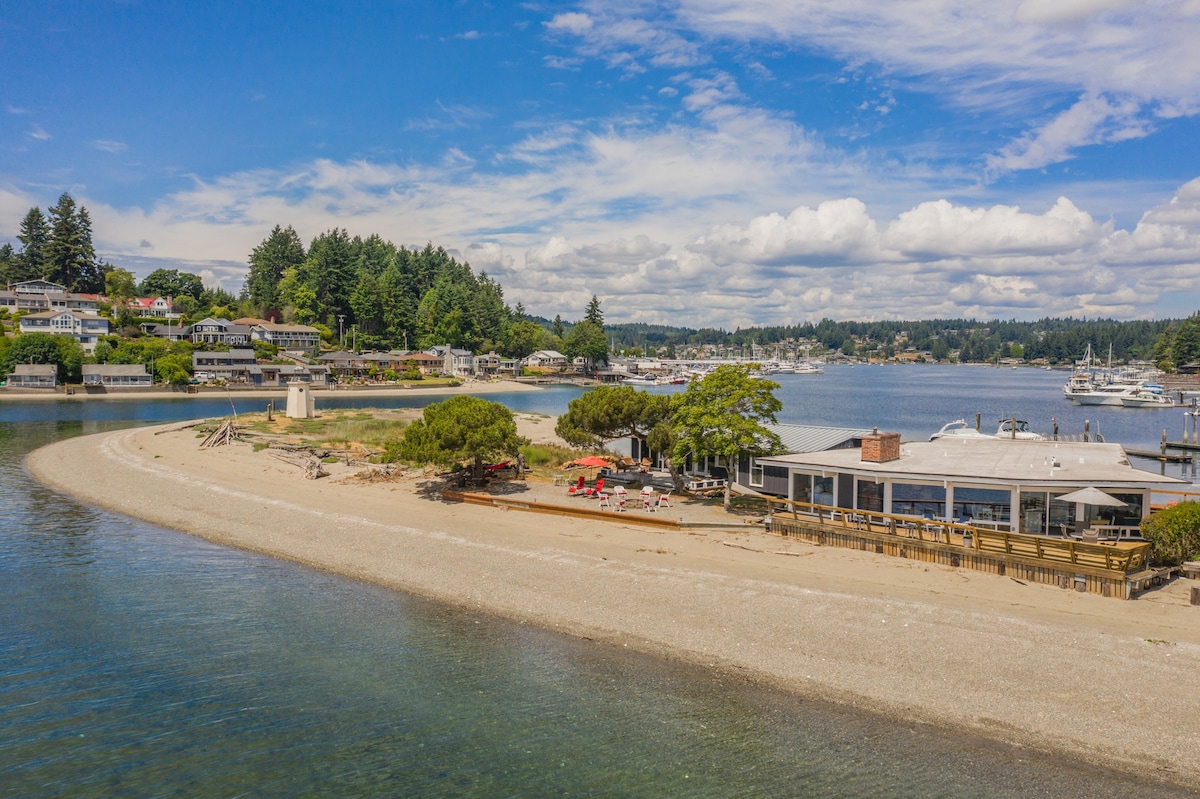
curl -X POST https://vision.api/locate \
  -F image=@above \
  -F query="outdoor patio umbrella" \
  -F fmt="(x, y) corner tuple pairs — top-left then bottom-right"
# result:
(1054, 486), (1127, 506)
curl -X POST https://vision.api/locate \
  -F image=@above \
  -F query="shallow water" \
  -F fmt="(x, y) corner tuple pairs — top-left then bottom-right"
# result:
(1, 371), (1195, 796)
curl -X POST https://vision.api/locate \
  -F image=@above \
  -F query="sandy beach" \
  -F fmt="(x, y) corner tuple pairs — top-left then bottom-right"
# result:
(26, 418), (1200, 787)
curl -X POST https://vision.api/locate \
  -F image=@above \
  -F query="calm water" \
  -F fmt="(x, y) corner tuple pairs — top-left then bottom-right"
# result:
(2, 369), (1194, 797)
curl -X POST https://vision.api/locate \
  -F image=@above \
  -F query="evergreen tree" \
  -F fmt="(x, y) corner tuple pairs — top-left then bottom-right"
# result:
(43, 193), (101, 292)
(16, 207), (49, 282)
(553, 314), (565, 339)
(584, 295), (604, 328)
(245, 225), (305, 312)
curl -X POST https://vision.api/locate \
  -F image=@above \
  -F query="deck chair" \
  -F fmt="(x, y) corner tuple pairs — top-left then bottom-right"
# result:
(584, 478), (605, 497)
(567, 475), (586, 495)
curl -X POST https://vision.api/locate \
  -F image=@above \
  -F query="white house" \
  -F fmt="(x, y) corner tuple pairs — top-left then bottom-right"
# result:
(251, 322), (321, 353)
(18, 310), (110, 353)
(523, 350), (567, 369)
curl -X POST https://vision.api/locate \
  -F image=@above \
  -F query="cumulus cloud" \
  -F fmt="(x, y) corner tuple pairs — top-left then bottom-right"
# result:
(882, 196), (1107, 258)
(692, 198), (882, 266)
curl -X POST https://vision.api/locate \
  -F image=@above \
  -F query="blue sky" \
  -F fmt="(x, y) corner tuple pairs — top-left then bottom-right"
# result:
(3, 0), (1200, 328)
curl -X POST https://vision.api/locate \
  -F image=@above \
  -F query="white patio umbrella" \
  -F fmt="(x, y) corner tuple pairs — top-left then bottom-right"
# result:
(1054, 486), (1127, 507)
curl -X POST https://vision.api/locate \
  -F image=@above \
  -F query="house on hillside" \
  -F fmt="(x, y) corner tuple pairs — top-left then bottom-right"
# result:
(18, 311), (109, 353)
(190, 317), (252, 346)
(250, 322), (321, 353)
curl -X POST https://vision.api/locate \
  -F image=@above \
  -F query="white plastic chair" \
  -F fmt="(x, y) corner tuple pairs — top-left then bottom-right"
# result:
(657, 491), (671, 509)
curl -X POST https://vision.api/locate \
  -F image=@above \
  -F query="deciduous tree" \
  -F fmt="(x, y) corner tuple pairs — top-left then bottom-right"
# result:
(671, 364), (783, 507)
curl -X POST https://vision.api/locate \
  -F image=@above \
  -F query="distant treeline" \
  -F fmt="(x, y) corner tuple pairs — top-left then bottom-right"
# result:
(602, 317), (1200, 368)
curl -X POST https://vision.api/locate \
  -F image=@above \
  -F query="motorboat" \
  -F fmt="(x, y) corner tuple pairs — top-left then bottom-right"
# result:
(930, 419), (1046, 441)
(929, 420), (992, 441)
(995, 418), (1046, 440)
(1119, 388), (1174, 408)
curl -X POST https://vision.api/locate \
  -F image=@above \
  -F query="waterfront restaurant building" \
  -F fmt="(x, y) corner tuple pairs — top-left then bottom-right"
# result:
(751, 431), (1186, 535)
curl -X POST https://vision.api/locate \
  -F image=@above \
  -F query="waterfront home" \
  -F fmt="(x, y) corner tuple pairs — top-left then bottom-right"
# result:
(82, 364), (153, 388)
(5, 363), (57, 388)
(189, 317), (252, 347)
(473, 351), (520, 377)
(751, 431), (1185, 536)
(18, 310), (109, 352)
(246, 364), (329, 387)
(192, 349), (258, 382)
(523, 350), (567, 369)
(250, 322), (321, 354)
(427, 345), (475, 377)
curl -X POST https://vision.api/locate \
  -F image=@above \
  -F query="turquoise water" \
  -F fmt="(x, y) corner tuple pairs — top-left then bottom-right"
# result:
(2, 372), (1194, 796)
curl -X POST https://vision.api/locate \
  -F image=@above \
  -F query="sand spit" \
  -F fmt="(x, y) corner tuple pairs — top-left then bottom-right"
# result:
(26, 423), (1200, 786)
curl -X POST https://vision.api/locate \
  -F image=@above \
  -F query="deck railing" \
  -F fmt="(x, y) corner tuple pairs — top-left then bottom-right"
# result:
(763, 497), (1149, 574)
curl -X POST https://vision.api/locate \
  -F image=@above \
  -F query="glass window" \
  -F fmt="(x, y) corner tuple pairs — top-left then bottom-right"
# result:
(955, 487), (1011, 524)
(813, 475), (834, 507)
(749, 458), (764, 487)
(857, 480), (883, 512)
(1019, 491), (1047, 534)
(891, 482), (946, 518)
(793, 473), (813, 507)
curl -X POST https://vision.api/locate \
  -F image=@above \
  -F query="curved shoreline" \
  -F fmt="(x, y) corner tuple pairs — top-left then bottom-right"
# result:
(26, 423), (1200, 786)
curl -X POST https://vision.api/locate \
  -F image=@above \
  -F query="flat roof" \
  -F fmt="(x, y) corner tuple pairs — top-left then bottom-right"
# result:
(757, 437), (1186, 488)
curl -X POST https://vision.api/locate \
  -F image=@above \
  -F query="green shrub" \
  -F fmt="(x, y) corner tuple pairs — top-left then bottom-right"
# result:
(1141, 501), (1200, 566)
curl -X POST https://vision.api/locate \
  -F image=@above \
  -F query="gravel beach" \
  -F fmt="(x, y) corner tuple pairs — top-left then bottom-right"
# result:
(26, 421), (1200, 787)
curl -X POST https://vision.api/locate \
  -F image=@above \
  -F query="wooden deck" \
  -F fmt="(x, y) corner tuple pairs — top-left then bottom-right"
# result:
(764, 499), (1152, 599)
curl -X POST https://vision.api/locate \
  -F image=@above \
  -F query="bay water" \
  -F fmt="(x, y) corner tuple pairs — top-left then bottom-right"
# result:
(2, 366), (1194, 797)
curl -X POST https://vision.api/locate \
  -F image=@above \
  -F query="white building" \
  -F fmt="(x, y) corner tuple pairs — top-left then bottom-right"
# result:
(18, 310), (110, 353)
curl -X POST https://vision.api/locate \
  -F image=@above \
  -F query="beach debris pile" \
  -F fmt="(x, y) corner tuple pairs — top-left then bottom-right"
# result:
(200, 419), (241, 448)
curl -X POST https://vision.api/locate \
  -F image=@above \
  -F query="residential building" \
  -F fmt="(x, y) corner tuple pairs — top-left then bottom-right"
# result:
(251, 322), (321, 353)
(18, 310), (110, 352)
(523, 350), (567, 369)
(190, 317), (252, 346)
(428, 345), (475, 377)
(5, 364), (57, 388)
(192, 349), (258, 382)
(82, 364), (153, 387)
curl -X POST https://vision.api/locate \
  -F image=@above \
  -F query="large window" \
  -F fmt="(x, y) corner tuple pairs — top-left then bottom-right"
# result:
(791, 473), (835, 508)
(955, 487), (1011, 525)
(891, 482), (946, 518)
(857, 480), (883, 512)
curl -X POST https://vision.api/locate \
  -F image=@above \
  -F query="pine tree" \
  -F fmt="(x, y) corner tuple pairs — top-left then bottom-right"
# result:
(16, 207), (49, 282)
(584, 295), (604, 328)
(43, 193), (100, 292)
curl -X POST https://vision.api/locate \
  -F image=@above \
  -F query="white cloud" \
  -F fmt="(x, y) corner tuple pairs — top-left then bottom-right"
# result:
(27, 124), (50, 141)
(557, 0), (1200, 172)
(93, 139), (128, 153)
(882, 196), (1107, 257)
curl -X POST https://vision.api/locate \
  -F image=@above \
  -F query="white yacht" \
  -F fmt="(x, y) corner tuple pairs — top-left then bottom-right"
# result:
(929, 419), (1045, 441)
(929, 420), (992, 441)
(1119, 388), (1175, 408)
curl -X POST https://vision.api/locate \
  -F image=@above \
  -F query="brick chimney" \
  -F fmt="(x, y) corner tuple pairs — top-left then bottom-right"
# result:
(862, 428), (901, 463)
